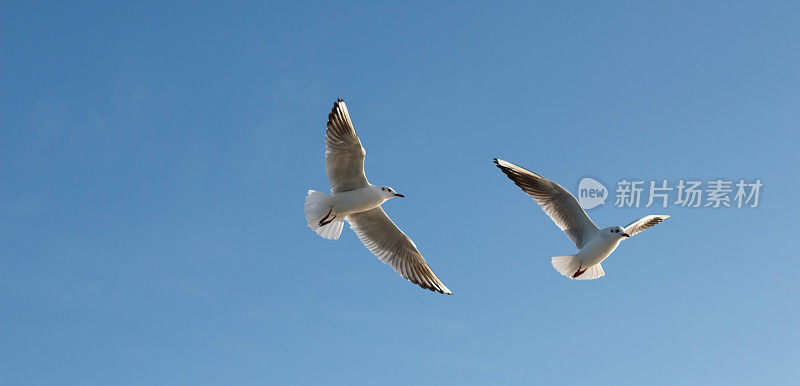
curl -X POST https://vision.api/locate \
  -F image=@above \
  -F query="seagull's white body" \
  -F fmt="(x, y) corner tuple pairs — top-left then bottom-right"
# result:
(574, 232), (624, 269)
(493, 158), (670, 280)
(304, 99), (452, 294)
(328, 186), (388, 215)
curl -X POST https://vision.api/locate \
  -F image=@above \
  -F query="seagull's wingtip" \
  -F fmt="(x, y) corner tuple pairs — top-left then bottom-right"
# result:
(431, 285), (453, 295)
(493, 158), (513, 170)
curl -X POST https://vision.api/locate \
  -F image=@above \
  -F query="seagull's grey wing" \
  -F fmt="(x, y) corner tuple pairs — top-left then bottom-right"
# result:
(326, 99), (369, 193)
(346, 207), (452, 295)
(624, 215), (670, 237)
(493, 158), (599, 249)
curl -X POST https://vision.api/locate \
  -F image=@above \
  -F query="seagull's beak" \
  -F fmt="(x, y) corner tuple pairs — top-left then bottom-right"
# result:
(394, 193), (405, 198)
(622, 233), (630, 238)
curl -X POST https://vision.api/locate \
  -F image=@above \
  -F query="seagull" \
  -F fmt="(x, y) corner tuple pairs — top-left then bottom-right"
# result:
(304, 99), (452, 294)
(493, 158), (670, 280)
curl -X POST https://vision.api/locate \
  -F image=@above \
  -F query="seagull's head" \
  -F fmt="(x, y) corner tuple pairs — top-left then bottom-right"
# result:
(379, 186), (404, 199)
(606, 226), (630, 239)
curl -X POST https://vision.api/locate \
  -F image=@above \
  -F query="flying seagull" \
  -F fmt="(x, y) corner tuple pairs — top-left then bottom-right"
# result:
(304, 99), (452, 294)
(493, 158), (669, 280)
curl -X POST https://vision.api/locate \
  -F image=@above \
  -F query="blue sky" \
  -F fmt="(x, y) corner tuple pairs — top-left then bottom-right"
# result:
(2, 1), (798, 384)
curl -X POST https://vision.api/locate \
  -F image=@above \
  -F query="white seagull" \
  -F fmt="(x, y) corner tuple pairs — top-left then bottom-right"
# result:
(304, 99), (452, 294)
(493, 158), (670, 280)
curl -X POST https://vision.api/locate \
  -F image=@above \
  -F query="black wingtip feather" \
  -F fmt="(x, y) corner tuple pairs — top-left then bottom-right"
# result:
(415, 280), (451, 295)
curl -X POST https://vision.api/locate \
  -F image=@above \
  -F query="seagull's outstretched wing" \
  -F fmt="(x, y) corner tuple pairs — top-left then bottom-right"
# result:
(346, 207), (452, 295)
(326, 99), (369, 193)
(493, 158), (599, 249)
(624, 215), (670, 237)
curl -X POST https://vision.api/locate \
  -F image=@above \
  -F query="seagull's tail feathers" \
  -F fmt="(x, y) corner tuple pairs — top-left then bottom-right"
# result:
(577, 264), (605, 280)
(551, 255), (580, 278)
(316, 219), (344, 239)
(305, 190), (343, 240)
(551, 255), (605, 280)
